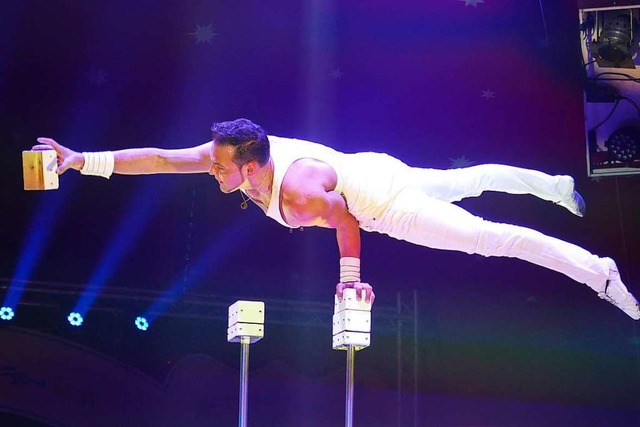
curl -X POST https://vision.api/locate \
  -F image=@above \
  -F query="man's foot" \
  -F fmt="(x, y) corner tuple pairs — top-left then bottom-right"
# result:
(598, 258), (640, 320)
(556, 176), (586, 217)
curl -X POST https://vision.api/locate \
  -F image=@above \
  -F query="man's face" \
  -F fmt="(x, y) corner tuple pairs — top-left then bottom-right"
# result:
(209, 142), (246, 193)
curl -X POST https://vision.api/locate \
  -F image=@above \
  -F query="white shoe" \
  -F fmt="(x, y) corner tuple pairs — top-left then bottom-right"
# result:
(556, 176), (586, 217)
(598, 258), (640, 320)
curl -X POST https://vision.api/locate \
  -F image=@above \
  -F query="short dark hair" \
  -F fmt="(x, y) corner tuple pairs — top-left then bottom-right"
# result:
(210, 118), (270, 167)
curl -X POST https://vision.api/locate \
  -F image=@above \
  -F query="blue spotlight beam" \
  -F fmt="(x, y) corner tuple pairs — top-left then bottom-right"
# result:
(5, 88), (119, 311)
(4, 188), (73, 310)
(72, 181), (165, 316)
(143, 215), (260, 324)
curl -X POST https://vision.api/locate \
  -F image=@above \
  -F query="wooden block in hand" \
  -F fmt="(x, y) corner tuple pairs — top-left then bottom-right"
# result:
(22, 150), (59, 190)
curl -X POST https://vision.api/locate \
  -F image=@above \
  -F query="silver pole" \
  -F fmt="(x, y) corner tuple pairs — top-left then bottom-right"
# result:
(413, 290), (418, 427)
(345, 346), (355, 427)
(397, 293), (402, 427)
(239, 337), (250, 427)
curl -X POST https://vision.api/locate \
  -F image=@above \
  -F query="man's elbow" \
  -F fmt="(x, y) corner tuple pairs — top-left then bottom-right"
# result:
(328, 211), (359, 231)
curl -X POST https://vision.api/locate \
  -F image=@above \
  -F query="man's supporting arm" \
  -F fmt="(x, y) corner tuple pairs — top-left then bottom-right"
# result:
(282, 158), (374, 303)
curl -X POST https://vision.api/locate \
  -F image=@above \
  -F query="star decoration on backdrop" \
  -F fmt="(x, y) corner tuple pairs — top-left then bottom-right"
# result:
(189, 24), (218, 44)
(330, 68), (343, 79)
(481, 89), (495, 99)
(86, 69), (108, 87)
(450, 155), (474, 168)
(460, 0), (484, 7)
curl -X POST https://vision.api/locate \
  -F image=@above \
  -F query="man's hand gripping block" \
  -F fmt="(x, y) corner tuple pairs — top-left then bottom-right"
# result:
(332, 288), (372, 351)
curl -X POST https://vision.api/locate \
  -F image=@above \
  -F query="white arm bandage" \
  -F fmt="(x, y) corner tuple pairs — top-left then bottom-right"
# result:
(80, 151), (115, 179)
(340, 257), (361, 283)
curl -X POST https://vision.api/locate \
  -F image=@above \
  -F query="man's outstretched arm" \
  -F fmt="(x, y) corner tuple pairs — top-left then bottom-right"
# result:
(33, 138), (213, 175)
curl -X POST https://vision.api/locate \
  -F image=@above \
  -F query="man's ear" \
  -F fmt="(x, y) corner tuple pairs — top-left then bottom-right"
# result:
(244, 161), (258, 176)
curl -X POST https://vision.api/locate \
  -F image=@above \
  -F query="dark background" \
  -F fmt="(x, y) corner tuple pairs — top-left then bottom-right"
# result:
(1, 1), (639, 426)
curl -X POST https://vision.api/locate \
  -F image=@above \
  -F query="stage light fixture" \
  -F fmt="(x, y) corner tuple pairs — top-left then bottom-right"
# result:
(605, 127), (640, 165)
(589, 10), (639, 69)
(0, 307), (15, 321)
(67, 312), (83, 327)
(135, 316), (149, 331)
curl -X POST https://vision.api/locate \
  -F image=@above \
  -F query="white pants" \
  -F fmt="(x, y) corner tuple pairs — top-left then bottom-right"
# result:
(411, 164), (570, 204)
(365, 164), (608, 291)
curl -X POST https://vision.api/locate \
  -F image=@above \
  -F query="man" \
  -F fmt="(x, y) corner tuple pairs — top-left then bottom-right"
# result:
(33, 118), (640, 319)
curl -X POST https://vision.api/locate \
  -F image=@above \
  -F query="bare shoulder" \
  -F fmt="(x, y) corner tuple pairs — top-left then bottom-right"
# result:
(280, 158), (340, 226)
(282, 158), (337, 192)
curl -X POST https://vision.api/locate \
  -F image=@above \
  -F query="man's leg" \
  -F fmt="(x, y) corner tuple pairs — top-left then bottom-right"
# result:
(410, 164), (585, 216)
(364, 188), (638, 319)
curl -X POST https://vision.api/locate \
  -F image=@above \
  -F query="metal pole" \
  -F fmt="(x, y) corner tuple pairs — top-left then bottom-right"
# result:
(413, 290), (418, 427)
(239, 337), (250, 427)
(345, 346), (355, 427)
(397, 293), (402, 427)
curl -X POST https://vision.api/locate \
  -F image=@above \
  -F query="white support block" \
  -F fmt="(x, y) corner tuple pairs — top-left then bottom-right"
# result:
(227, 322), (264, 344)
(334, 288), (372, 314)
(22, 150), (59, 191)
(332, 331), (370, 351)
(228, 300), (265, 327)
(332, 310), (371, 335)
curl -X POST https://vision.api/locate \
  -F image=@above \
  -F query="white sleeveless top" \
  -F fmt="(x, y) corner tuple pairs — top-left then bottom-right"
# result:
(263, 135), (412, 230)
(264, 136), (345, 228)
